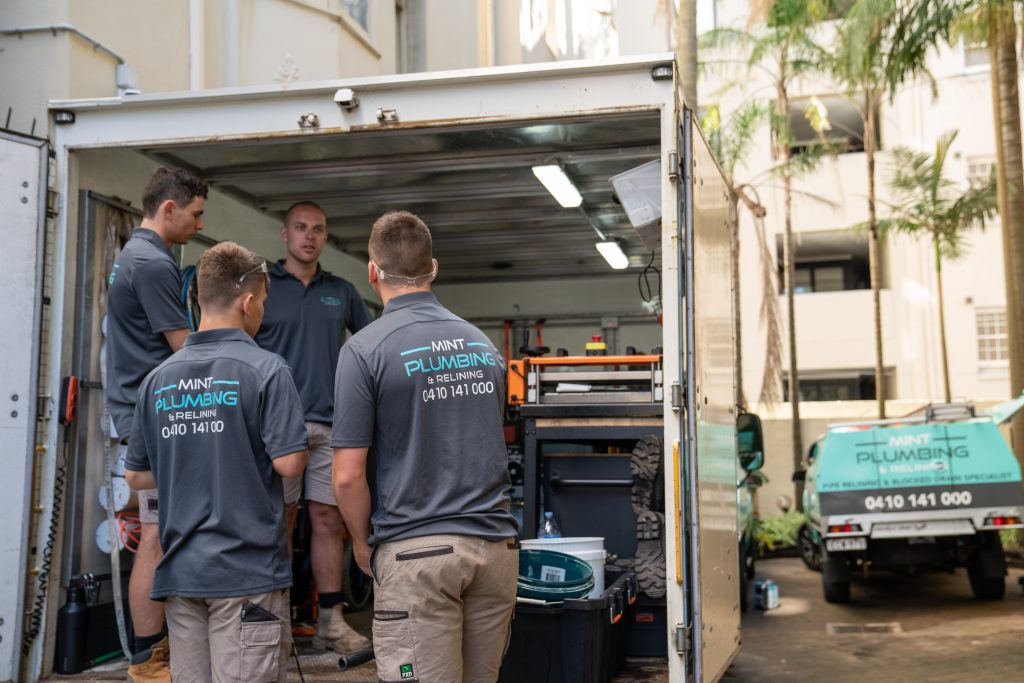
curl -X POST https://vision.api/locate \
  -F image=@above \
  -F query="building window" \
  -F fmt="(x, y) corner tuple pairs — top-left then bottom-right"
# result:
(340, 0), (368, 30)
(783, 370), (890, 401)
(777, 232), (872, 294)
(976, 308), (1008, 364)
(962, 40), (989, 72)
(783, 95), (876, 156)
(967, 157), (996, 189)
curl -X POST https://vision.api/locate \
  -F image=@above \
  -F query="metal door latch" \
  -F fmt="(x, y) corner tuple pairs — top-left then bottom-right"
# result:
(297, 112), (320, 129)
(376, 107), (399, 123)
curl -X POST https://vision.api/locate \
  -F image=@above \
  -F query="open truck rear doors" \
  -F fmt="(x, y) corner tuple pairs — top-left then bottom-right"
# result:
(22, 55), (742, 682)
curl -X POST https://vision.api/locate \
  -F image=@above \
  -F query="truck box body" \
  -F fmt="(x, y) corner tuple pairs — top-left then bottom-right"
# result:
(2, 56), (746, 681)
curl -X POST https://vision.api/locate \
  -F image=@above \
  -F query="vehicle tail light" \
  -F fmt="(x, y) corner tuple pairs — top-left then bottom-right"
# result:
(984, 515), (1021, 527)
(828, 524), (863, 534)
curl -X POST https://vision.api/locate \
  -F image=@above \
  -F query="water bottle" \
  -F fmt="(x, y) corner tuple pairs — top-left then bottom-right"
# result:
(54, 585), (88, 674)
(538, 511), (562, 538)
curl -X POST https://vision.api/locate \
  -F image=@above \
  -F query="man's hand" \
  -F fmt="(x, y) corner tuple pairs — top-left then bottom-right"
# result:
(354, 539), (372, 578)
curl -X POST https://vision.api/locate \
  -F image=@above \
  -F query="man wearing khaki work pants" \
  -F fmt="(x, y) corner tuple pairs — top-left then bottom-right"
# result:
(125, 242), (308, 682)
(332, 211), (519, 683)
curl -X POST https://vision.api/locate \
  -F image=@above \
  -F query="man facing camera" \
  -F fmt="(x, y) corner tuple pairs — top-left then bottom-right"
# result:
(125, 242), (308, 683)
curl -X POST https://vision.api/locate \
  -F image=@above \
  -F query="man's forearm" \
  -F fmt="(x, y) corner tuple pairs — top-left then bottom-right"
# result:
(334, 477), (372, 546)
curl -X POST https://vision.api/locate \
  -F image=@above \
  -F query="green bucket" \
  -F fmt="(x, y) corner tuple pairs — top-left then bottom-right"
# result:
(516, 549), (595, 601)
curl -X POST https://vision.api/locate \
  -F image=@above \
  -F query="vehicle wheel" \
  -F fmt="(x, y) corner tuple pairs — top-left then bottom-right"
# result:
(341, 538), (374, 611)
(798, 524), (821, 572)
(822, 576), (851, 604)
(968, 532), (1006, 600)
(821, 546), (850, 604)
(739, 548), (751, 613)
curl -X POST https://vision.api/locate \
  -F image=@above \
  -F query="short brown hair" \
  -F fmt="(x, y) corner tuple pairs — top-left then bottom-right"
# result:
(197, 241), (266, 313)
(368, 211), (433, 277)
(142, 167), (209, 218)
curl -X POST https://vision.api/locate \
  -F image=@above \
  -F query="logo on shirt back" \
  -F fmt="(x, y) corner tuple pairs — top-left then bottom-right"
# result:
(320, 296), (342, 306)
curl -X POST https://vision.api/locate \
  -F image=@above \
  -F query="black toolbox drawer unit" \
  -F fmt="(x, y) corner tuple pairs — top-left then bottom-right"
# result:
(499, 570), (637, 683)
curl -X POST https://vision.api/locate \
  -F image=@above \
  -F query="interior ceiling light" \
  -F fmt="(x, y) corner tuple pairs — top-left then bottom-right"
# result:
(532, 164), (582, 208)
(596, 240), (629, 270)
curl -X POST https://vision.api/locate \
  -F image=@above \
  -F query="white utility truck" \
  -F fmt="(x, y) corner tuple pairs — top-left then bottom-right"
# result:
(2, 55), (756, 682)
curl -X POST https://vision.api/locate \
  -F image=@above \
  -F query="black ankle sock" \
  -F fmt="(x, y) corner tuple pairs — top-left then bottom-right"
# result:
(134, 630), (165, 653)
(318, 592), (343, 610)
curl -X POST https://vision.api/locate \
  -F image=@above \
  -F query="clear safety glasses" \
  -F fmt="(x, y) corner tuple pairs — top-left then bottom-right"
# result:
(372, 259), (438, 288)
(237, 260), (269, 289)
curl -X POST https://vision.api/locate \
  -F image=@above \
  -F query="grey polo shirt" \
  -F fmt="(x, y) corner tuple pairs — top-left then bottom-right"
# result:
(331, 291), (516, 546)
(125, 328), (308, 599)
(255, 261), (372, 424)
(105, 228), (189, 437)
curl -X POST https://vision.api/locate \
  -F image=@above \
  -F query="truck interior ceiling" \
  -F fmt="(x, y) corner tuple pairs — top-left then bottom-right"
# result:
(75, 110), (665, 355)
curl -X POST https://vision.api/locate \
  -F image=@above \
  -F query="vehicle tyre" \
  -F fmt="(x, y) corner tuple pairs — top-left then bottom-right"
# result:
(798, 524), (821, 572)
(822, 576), (851, 604)
(341, 538), (374, 611)
(739, 546), (751, 613)
(967, 532), (1006, 600)
(821, 546), (851, 604)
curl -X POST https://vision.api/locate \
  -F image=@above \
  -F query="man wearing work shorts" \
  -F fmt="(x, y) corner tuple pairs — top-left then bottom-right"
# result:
(125, 241), (308, 683)
(105, 167), (206, 681)
(255, 201), (372, 653)
(332, 211), (519, 682)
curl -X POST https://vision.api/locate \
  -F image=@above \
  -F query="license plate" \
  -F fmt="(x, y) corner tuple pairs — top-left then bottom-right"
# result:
(826, 537), (867, 552)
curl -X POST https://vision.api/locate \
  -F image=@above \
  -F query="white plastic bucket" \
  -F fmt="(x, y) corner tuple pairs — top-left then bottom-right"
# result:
(520, 537), (606, 598)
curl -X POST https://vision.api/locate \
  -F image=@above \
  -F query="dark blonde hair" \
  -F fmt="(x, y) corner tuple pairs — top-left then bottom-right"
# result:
(198, 241), (266, 312)
(368, 211), (432, 277)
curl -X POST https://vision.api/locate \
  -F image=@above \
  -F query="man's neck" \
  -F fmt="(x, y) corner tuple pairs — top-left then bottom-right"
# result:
(139, 219), (173, 249)
(199, 313), (245, 332)
(380, 285), (430, 308)
(284, 255), (318, 286)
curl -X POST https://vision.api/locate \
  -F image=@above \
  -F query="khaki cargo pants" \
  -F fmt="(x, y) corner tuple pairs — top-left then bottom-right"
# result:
(371, 534), (518, 683)
(165, 589), (290, 683)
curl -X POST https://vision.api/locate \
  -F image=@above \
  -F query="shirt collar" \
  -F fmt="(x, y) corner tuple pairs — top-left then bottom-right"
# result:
(184, 328), (257, 347)
(271, 259), (329, 284)
(383, 290), (438, 315)
(132, 227), (174, 257)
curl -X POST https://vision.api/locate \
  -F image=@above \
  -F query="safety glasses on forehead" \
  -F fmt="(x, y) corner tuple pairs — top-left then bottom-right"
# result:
(236, 261), (268, 289)
(372, 259), (438, 288)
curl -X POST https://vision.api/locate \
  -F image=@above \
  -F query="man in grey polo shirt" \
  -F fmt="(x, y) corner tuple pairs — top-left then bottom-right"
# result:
(332, 211), (518, 683)
(125, 241), (308, 683)
(106, 166), (206, 681)
(255, 201), (371, 653)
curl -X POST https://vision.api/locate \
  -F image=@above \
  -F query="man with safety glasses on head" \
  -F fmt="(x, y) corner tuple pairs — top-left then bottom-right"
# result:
(125, 242), (308, 683)
(254, 201), (372, 654)
(332, 210), (518, 683)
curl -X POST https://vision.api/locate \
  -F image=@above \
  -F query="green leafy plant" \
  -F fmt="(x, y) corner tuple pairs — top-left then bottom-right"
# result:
(754, 511), (805, 553)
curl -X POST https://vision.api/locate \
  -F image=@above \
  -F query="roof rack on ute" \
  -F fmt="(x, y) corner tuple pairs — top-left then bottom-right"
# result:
(828, 401), (976, 431)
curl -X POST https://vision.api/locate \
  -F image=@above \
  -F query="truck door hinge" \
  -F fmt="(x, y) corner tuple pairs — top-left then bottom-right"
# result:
(674, 624), (692, 655)
(667, 151), (679, 182)
(670, 383), (683, 411)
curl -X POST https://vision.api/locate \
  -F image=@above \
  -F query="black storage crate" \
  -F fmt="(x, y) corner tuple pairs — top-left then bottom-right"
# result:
(626, 594), (668, 657)
(499, 570), (636, 683)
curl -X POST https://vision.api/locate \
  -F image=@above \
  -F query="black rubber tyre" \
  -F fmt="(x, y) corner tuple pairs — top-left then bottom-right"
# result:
(739, 546), (751, 613)
(967, 533), (1006, 600)
(822, 576), (851, 604)
(798, 524), (822, 572)
(341, 538), (374, 612)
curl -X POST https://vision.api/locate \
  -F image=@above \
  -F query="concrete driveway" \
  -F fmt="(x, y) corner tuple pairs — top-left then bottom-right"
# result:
(727, 557), (1024, 682)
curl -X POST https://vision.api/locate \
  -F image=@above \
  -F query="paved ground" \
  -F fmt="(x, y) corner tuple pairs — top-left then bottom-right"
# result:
(43, 557), (1023, 682)
(727, 557), (1024, 683)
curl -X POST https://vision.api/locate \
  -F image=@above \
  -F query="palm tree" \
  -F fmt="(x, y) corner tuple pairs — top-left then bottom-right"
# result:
(879, 130), (998, 400)
(830, 0), (962, 417)
(703, 102), (784, 409)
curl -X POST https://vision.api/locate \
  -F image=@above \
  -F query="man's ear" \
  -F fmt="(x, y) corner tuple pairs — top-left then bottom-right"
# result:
(160, 199), (177, 221)
(367, 261), (376, 286)
(280, 224), (288, 243)
(240, 291), (256, 318)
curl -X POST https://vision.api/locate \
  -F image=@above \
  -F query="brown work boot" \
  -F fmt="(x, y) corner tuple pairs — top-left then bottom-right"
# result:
(126, 635), (171, 682)
(311, 605), (370, 654)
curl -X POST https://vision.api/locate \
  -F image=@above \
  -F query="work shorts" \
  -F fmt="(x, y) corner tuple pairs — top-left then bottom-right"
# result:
(283, 421), (333, 506)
